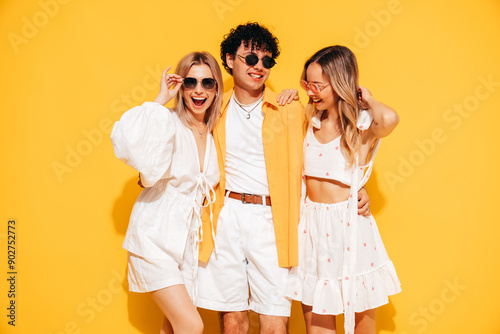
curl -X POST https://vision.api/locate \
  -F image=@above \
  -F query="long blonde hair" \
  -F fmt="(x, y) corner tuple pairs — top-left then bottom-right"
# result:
(174, 51), (223, 132)
(303, 45), (362, 166)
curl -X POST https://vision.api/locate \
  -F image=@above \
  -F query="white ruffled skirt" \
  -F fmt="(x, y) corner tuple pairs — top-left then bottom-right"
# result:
(286, 197), (401, 314)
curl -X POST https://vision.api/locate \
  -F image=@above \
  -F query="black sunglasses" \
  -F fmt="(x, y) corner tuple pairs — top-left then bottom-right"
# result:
(236, 53), (276, 69)
(183, 77), (217, 90)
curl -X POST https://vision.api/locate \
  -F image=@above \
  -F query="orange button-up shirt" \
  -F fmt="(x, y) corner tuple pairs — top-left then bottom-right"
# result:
(199, 88), (305, 267)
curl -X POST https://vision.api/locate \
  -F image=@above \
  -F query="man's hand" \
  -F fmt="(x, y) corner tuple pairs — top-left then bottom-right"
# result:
(277, 89), (299, 106)
(138, 174), (145, 188)
(358, 187), (371, 216)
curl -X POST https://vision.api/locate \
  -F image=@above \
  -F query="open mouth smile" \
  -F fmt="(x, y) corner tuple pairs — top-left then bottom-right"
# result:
(192, 97), (207, 107)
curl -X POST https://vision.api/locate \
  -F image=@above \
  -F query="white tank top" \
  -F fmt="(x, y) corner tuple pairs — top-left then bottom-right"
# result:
(303, 109), (378, 187)
(225, 93), (269, 195)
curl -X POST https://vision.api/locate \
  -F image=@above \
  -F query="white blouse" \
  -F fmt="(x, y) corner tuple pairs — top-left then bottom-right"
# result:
(111, 102), (219, 264)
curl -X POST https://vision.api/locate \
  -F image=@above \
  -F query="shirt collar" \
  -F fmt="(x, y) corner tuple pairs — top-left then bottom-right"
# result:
(221, 88), (233, 116)
(262, 86), (279, 110)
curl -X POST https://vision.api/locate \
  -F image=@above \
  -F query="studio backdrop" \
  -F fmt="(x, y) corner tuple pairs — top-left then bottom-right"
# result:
(1, 0), (499, 333)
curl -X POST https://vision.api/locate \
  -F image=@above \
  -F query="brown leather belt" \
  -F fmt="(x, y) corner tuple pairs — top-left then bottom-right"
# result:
(226, 190), (271, 206)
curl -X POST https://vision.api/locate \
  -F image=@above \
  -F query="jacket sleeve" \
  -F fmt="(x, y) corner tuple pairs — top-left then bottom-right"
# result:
(110, 102), (177, 187)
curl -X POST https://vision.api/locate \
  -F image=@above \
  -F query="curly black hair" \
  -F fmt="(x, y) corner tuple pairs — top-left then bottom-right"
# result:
(220, 22), (281, 75)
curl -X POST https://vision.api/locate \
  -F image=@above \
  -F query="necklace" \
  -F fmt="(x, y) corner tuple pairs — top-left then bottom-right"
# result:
(233, 94), (263, 119)
(194, 123), (206, 138)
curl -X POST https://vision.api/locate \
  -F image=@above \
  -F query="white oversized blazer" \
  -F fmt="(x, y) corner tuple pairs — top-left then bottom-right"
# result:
(111, 102), (219, 264)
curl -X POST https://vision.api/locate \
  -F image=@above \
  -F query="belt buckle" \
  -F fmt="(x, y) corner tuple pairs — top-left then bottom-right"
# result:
(241, 193), (253, 204)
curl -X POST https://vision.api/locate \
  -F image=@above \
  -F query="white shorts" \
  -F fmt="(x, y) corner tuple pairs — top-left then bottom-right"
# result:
(197, 196), (291, 317)
(127, 247), (195, 298)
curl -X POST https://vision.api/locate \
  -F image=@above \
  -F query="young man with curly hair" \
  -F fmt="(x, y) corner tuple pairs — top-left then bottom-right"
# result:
(197, 22), (304, 333)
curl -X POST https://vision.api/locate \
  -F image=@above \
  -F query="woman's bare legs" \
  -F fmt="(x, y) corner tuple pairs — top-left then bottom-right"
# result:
(354, 309), (376, 334)
(302, 304), (377, 334)
(150, 284), (203, 334)
(302, 304), (336, 334)
(160, 316), (173, 334)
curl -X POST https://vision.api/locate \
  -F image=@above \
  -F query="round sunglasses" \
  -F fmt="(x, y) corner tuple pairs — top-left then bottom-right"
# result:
(300, 80), (331, 95)
(183, 77), (217, 90)
(236, 53), (276, 69)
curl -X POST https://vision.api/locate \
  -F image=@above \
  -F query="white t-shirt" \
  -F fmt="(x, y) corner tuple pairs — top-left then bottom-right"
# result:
(225, 94), (269, 196)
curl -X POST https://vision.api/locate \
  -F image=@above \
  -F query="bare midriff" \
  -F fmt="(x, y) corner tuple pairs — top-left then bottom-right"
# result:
(306, 176), (350, 204)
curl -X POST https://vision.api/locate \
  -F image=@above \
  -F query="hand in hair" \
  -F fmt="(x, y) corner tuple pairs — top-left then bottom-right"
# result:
(154, 66), (183, 106)
(359, 85), (399, 138)
(358, 86), (372, 110)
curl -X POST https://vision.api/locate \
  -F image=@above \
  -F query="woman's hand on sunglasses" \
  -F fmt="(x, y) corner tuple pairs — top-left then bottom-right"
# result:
(154, 66), (183, 106)
(277, 89), (300, 106)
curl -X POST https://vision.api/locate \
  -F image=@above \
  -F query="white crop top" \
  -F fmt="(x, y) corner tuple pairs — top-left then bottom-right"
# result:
(303, 109), (378, 187)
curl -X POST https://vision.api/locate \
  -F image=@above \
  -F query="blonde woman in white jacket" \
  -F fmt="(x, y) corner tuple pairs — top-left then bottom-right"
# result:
(111, 51), (223, 334)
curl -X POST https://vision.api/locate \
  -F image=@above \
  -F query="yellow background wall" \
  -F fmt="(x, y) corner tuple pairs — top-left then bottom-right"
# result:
(1, 0), (499, 333)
